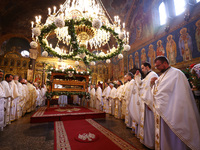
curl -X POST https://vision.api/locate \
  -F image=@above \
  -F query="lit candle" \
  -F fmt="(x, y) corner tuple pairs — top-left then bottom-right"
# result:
(60, 4), (63, 11)
(48, 8), (51, 15)
(123, 23), (125, 28)
(118, 19), (120, 26)
(39, 15), (42, 22)
(53, 6), (57, 14)
(35, 16), (38, 23)
(31, 21), (34, 28)
(114, 16), (117, 22)
(127, 32), (129, 37)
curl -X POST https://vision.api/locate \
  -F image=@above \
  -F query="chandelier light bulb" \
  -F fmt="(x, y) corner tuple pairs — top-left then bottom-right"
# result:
(75, 61), (79, 66)
(30, 41), (38, 49)
(90, 61), (96, 66)
(118, 54), (123, 59)
(106, 59), (111, 64)
(42, 51), (48, 57)
(124, 45), (130, 51)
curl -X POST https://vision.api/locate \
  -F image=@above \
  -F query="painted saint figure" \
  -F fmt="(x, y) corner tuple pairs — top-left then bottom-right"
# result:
(156, 40), (165, 56)
(141, 48), (147, 64)
(135, 52), (140, 68)
(129, 55), (134, 70)
(179, 28), (193, 61)
(166, 35), (177, 65)
(195, 19), (200, 52)
(148, 44), (156, 67)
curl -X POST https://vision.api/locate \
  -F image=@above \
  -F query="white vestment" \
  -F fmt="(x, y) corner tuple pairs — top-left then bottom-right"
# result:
(0, 83), (5, 129)
(136, 71), (158, 149)
(129, 79), (141, 136)
(41, 86), (47, 106)
(27, 83), (37, 112)
(121, 82), (129, 119)
(89, 88), (95, 108)
(102, 86), (111, 113)
(124, 79), (134, 128)
(1, 81), (13, 125)
(16, 81), (25, 118)
(95, 87), (102, 110)
(23, 84), (29, 114)
(36, 89), (42, 106)
(114, 85), (124, 119)
(58, 95), (68, 107)
(153, 67), (200, 150)
(10, 80), (21, 121)
(108, 87), (117, 115)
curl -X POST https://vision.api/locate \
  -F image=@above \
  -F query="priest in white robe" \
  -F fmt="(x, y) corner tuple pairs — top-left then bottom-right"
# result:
(102, 83), (111, 113)
(1, 74), (13, 125)
(35, 84), (42, 107)
(89, 85), (95, 108)
(135, 62), (158, 149)
(22, 79), (29, 115)
(124, 72), (134, 128)
(10, 76), (21, 121)
(108, 83), (117, 115)
(121, 75), (128, 119)
(27, 81), (37, 112)
(0, 77), (5, 131)
(95, 84), (102, 110)
(128, 70), (142, 137)
(151, 56), (200, 150)
(114, 80), (124, 119)
(40, 84), (47, 106)
(16, 77), (26, 118)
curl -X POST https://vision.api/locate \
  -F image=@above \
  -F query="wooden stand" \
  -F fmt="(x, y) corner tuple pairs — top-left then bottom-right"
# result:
(47, 72), (89, 108)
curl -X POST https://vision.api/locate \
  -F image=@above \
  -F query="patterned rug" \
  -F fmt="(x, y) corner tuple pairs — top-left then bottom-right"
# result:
(30, 105), (105, 123)
(54, 119), (138, 150)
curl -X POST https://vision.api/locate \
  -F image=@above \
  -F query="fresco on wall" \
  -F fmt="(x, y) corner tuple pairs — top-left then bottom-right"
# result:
(156, 40), (165, 56)
(134, 52), (140, 68)
(195, 19), (200, 52)
(141, 48), (147, 63)
(128, 18), (200, 70)
(129, 55), (134, 70)
(179, 28), (193, 61)
(148, 44), (156, 68)
(166, 35), (177, 65)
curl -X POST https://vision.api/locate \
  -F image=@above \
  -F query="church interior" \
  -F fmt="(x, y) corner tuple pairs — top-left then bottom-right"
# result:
(0, 0), (200, 150)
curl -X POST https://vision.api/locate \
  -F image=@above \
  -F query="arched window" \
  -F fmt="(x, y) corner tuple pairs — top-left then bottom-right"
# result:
(159, 2), (167, 25)
(174, 0), (186, 16)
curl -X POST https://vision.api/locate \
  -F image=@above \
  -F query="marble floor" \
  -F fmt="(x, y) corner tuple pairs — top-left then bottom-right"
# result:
(0, 111), (149, 150)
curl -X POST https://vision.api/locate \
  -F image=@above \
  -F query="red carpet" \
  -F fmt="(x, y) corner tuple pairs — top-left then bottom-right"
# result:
(54, 119), (137, 150)
(30, 105), (105, 123)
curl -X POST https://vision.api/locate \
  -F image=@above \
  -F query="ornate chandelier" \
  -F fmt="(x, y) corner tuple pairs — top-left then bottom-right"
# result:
(30, 0), (131, 65)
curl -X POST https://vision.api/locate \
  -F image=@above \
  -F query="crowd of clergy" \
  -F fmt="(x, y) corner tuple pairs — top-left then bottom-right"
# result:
(89, 56), (200, 150)
(0, 71), (47, 131)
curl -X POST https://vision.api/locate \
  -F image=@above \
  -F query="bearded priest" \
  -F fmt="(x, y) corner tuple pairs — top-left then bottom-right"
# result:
(151, 56), (200, 150)
(135, 62), (158, 149)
